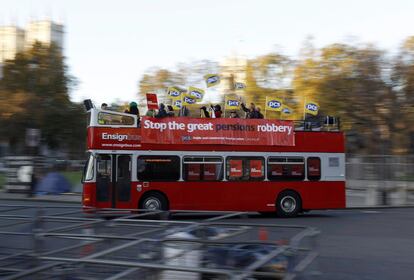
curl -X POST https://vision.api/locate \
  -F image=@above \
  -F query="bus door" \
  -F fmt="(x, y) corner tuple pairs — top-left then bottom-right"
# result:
(95, 154), (132, 208)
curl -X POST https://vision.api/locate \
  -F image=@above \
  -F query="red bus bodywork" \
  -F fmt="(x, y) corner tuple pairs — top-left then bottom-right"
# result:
(83, 122), (346, 212)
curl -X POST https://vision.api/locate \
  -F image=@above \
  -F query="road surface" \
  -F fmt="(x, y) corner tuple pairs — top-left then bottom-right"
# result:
(0, 199), (413, 279)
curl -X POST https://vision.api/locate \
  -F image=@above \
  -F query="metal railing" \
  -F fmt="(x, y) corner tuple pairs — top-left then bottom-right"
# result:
(346, 155), (414, 181)
(0, 205), (320, 280)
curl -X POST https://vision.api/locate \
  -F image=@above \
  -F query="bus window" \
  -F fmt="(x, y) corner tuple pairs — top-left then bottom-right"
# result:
(98, 111), (134, 126)
(268, 157), (305, 181)
(137, 156), (180, 181)
(307, 157), (321, 181)
(183, 157), (223, 181)
(226, 157), (265, 181)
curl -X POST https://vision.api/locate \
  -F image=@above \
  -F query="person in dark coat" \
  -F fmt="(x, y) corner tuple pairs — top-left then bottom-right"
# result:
(167, 105), (175, 117)
(256, 107), (264, 119)
(125, 102), (139, 115)
(155, 103), (168, 118)
(241, 102), (260, 119)
(125, 101), (140, 126)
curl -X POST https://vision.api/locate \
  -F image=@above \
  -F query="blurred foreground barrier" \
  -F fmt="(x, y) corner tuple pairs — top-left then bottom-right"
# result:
(0, 206), (320, 280)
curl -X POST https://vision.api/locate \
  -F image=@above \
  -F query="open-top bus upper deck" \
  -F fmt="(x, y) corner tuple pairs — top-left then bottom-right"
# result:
(87, 108), (344, 153)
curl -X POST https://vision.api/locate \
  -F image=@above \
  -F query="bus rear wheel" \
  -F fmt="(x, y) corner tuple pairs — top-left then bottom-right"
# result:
(276, 190), (301, 218)
(139, 192), (169, 211)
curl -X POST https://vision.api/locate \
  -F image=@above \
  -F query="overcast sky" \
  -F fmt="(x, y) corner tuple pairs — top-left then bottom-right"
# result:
(1, 0), (414, 104)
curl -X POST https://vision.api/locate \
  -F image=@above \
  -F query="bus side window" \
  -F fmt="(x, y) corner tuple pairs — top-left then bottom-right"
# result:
(183, 157), (223, 181)
(137, 156), (180, 181)
(268, 157), (305, 181)
(226, 157), (264, 181)
(307, 157), (321, 181)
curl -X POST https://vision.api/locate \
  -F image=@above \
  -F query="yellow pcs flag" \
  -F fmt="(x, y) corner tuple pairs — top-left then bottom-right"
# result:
(188, 86), (205, 101)
(204, 74), (220, 88)
(224, 96), (240, 110)
(234, 82), (246, 90)
(167, 86), (182, 98)
(265, 96), (283, 112)
(305, 101), (319, 116)
(281, 105), (293, 118)
(182, 94), (197, 105)
(171, 96), (182, 110)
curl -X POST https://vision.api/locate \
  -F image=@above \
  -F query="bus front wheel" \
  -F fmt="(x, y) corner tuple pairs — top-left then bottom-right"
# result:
(276, 190), (302, 218)
(139, 192), (169, 211)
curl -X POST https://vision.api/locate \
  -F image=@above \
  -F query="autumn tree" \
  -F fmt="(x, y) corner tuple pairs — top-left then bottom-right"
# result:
(0, 42), (85, 156)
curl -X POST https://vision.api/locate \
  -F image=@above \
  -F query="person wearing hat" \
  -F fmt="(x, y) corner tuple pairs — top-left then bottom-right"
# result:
(124, 101), (140, 126)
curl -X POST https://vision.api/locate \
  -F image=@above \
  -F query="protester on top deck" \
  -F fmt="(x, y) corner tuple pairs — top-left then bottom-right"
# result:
(212, 104), (222, 118)
(167, 105), (175, 117)
(256, 107), (264, 119)
(241, 102), (261, 119)
(200, 106), (210, 118)
(125, 101), (140, 126)
(229, 111), (240, 118)
(101, 103), (108, 110)
(155, 103), (168, 118)
(200, 104), (222, 118)
(179, 106), (190, 117)
(125, 102), (139, 115)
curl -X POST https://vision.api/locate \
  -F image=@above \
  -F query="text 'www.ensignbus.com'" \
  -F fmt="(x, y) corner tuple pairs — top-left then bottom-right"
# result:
(101, 143), (141, 148)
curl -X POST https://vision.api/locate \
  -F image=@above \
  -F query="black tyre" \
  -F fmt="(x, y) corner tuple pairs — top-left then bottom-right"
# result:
(276, 190), (301, 218)
(139, 192), (169, 211)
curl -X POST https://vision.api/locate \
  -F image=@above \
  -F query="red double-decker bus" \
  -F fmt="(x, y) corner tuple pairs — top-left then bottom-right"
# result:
(82, 106), (345, 217)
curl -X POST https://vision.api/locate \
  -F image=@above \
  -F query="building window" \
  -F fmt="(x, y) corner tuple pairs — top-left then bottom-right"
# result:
(226, 157), (265, 181)
(307, 157), (321, 181)
(183, 157), (223, 181)
(137, 156), (180, 181)
(268, 157), (305, 181)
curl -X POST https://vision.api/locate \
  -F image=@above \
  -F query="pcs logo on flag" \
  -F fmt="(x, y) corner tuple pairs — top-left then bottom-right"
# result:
(183, 96), (196, 104)
(282, 108), (291, 114)
(306, 103), (318, 112)
(169, 90), (180, 97)
(267, 100), (282, 109)
(227, 100), (239, 107)
(190, 91), (202, 99)
(207, 76), (219, 84)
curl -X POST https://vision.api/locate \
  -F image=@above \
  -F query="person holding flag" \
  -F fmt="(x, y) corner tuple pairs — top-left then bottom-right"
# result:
(304, 99), (321, 130)
(241, 102), (261, 119)
(200, 104), (222, 118)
